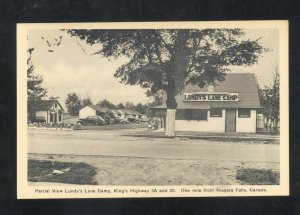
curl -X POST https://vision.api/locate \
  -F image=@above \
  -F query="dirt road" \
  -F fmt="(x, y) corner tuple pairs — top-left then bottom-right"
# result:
(28, 129), (279, 162)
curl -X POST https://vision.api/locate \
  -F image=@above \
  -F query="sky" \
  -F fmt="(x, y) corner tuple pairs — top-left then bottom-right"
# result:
(28, 28), (279, 109)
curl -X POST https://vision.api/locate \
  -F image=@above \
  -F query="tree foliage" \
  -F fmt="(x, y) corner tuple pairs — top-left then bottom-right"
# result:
(116, 103), (125, 109)
(68, 29), (264, 109)
(27, 48), (48, 100)
(145, 90), (164, 117)
(81, 96), (92, 107)
(258, 69), (280, 132)
(65, 93), (81, 116)
(134, 103), (148, 115)
(65, 93), (94, 115)
(97, 99), (116, 109)
(125, 101), (135, 110)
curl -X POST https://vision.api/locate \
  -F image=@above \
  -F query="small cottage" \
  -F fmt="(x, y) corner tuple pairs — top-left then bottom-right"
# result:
(118, 109), (132, 118)
(28, 100), (64, 124)
(79, 105), (110, 119)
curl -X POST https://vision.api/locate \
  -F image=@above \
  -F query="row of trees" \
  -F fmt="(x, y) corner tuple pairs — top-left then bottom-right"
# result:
(65, 93), (162, 116)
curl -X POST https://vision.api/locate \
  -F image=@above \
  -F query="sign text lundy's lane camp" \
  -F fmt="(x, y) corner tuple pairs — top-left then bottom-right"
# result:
(184, 92), (238, 102)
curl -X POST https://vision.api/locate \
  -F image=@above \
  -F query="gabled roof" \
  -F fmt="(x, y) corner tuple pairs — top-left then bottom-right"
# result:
(86, 105), (110, 113)
(152, 73), (261, 109)
(117, 109), (143, 115)
(115, 110), (124, 115)
(129, 110), (142, 115)
(118, 109), (132, 115)
(28, 100), (64, 111)
(110, 109), (119, 114)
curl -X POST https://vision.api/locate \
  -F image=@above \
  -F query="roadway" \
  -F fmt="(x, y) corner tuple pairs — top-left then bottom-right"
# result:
(27, 129), (279, 162)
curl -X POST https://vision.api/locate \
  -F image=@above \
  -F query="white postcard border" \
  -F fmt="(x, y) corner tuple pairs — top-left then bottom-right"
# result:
(17, 21), (289, 199)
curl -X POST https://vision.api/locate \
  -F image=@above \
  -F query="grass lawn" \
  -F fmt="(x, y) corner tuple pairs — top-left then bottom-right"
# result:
(236, 168), (280, 185)
(28, 154), (279, 186)
(28, 159), (97, 185)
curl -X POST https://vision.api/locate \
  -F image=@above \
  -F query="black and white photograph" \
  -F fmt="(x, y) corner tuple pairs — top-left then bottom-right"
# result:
(17, 21), (289, 198)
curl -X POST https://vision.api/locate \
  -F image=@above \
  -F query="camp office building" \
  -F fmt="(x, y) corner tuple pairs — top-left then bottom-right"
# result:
(152, 73), (261, 133)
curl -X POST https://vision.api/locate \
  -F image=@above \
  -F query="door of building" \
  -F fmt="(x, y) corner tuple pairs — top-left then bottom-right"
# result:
(53, 113), (57, 123)
(225, 109), (236, 132)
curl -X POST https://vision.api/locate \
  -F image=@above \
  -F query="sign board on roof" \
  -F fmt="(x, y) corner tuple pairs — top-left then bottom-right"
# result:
(184, 92), (238, 102)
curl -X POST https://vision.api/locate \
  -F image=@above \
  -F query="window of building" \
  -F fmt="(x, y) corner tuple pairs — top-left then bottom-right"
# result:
(176, 109), (208, 121)
(238, 109), (251, 118)
(54, 103), (57, 108)
(58, 114), (61, 122)
(210, 108), (222, 117)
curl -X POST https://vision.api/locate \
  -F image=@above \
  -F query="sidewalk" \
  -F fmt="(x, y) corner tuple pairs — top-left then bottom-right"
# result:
(123, 129), (279, 141)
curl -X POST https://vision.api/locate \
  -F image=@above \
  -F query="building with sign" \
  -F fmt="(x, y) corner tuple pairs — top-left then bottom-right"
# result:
(152, 73), (261, 133)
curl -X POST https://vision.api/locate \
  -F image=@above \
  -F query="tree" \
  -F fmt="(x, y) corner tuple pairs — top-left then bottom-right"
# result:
(65, 93), (81, 116)
(116, 103), (125, 109)
(27, 48), (48, 100)
(97, 99), (116, 109)
(125, 101), (135, 110)
(145, 90), (164, 117)
(135, 102), (147, 114)
(68, 29), (264, 136)
(81, 96), (92, 107)
(259, 68), (279, 132)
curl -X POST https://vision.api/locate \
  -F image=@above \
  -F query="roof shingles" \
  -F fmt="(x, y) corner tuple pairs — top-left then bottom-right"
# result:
(28, 100), (63, 111)
(153, 73), (261, 109)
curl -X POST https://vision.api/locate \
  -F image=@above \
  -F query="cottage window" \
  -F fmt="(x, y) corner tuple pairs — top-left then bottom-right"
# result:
(55, 103), (57, 108)
(210, 109), (222, 117)
(238, 109), (251, 118)
(58, 114), (61, 122)
(176, 109), (207, 121)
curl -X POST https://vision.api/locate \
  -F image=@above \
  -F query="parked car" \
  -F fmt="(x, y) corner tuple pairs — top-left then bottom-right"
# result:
(120, 118), (129, 124)
(76, 116), (105, 126)
(113, 117), (129, 124)
(127, 117), (140, 123)
(103, 116), (114, 125)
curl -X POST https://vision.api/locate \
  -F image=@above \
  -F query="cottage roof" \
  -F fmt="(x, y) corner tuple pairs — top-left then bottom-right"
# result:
(28, 100), (64, 111)
(152, 73), (261, 109)
(87, 105), (110, 113)
(118, 109), (132, 115)
(129, 110), (142, 115)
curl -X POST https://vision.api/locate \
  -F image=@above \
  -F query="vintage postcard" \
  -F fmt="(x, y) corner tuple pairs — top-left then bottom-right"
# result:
(17, 21), (289, 199)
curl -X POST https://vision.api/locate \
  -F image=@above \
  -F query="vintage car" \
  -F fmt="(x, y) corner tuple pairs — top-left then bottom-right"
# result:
(112, 117), (129, 124)
(126, 117), (140, 123)
(76, 116), (105, 126)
